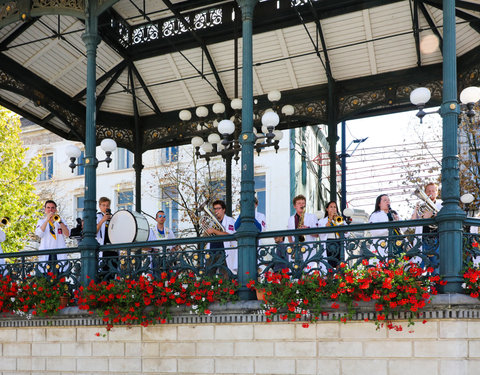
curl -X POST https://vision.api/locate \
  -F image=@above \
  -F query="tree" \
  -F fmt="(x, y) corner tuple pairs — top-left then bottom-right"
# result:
(148, 147), (239, 237)
(0, 107), (43, 252)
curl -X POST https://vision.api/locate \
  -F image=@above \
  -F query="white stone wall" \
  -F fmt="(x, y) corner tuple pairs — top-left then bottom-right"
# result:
(0, 320), (479, 374)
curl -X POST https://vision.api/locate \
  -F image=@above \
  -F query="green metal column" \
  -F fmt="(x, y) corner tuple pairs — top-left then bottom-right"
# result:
(437, 0), (464, 293)
(79, 1), (101, 284)
(236, 0), (259, 300)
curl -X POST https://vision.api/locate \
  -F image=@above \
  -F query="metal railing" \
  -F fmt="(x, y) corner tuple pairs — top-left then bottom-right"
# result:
(1, 218), (479, 294)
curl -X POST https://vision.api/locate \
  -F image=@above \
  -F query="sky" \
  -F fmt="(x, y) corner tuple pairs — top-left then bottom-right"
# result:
(341, 108), (443, 218)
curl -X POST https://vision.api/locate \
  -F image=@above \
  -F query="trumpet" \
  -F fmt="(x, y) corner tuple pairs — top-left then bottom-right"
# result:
(333, 215), (344, 225)
(0, 217), (9, 227)
(52, 214), (61, 222)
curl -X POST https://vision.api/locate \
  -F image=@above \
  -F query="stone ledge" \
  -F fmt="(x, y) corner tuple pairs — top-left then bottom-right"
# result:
(1, 294), (479, 327)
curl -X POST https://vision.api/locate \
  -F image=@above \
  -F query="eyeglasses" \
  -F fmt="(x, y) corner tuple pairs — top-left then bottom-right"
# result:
(213, 207), (223, 211)
(157, 215), (166, 218)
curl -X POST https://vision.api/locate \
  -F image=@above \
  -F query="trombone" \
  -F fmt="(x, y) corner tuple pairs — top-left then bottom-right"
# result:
(0, 217), (9, 227)
(52, 214), (61, 222)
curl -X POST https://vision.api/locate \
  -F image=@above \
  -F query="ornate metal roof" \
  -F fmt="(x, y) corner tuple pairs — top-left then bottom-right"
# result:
(0, 0), (479, 151)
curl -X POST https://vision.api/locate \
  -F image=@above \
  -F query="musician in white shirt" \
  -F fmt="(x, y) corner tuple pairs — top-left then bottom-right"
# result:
(287, 194), (318, 243)
(206, 200), (236, 274)
(35, 200), (70, 263)
(410, 183), (442, 271)
(148, 210), (175, 241)
(369, 194), (400, 260)
(147, 210), (176, 276)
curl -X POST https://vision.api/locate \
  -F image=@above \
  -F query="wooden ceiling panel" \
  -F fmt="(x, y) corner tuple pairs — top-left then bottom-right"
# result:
(328, 44), (372, 80)
(100, 91), (134, 115)
(155, 81), (198, 112)
(183, 77), (223, 106)
(321, 13), (367, 48)
(290, 55), (327, 87)
(368, 2), (412, 38)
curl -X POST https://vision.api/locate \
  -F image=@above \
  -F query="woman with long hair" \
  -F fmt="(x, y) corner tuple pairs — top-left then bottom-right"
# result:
(318, 201), (344, 267)
(368, 194), (400, 260)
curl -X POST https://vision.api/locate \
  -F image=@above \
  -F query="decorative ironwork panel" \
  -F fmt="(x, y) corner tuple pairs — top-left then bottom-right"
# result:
(463, 232), (480, 266)
(110, 13), (130, 48)
(293, 101), (327, 121)
(161, 9), (222, 39)
(0, 257), (82, 291)
(132, 23), (159, 45)
(459, 62), (480, 92)
(0, 69), (26, 91)
(257, 230), (437, 279)
(338, 89), (386, 118)
(96, 243), (234, 281)
(0, 2), (18, 22)
(32, 0), (84, 11)
(97, 124), (133, 149)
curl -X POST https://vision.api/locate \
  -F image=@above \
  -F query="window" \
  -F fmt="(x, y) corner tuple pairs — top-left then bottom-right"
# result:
(76, 151), (85, 176)
(75, 196), (85, 219)
(39, 153), (54, 181)
(116, 148), (134, 170)
(160, 146), (178, 163)
(117, 190), (134, 211)
(254, 174), (266, 215)
(161, 186), (178, 233)
(209, 179), (226, 203)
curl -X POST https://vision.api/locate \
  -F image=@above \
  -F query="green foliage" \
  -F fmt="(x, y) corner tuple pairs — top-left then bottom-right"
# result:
(0, 107), (43, 252)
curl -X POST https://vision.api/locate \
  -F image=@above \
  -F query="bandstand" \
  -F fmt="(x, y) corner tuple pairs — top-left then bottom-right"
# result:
(0, 0), (480, 296)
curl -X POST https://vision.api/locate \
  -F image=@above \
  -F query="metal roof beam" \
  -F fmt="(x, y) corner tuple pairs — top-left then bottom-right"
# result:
(130, 62), (162, 116)
(73, 60), (128, 101)
(412, 0), (422, 67)
(422, 0), (480, 28)
(96, 65), (125, 110)
(0, 18), (37, 51)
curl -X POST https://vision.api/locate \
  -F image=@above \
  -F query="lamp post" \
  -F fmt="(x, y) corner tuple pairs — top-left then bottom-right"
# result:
(65, 138), (117, 173)
(409, 0), (480, 293)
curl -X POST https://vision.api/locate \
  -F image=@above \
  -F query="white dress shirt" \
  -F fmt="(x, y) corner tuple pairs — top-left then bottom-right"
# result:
(35, 218), (69, 262)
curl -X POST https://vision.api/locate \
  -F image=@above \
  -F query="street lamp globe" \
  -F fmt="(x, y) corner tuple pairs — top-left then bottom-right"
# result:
(208, 133), (221, 144)
(179, 110), (192, 121)
(100, 138), (117, 153)
(267, 90), (281, 102)
(196, 106), (209, 118)
(261, 111), (280, 128)
(65, 144), (82, 159)
(231, 98), (242, 110)
(410, 87), (431, 106)
(218, 119), (235, 135)
(460, 87), (480, 105)
(212, 103), (226, 114)
(281, 104), (295, 116)
(191, 136), (204, 148)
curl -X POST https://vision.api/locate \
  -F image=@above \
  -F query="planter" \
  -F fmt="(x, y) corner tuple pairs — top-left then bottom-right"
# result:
(59, 296), (69, 307)
(256, 289), (266, 301)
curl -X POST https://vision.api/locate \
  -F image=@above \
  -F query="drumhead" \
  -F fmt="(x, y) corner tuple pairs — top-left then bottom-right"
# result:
(108, 210), (149, 244)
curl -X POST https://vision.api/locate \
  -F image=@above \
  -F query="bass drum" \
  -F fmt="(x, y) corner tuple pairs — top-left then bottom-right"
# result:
(108, 210), (149, 244)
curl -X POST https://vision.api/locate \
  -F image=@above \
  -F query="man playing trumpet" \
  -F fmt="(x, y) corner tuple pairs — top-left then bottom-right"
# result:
(35, 200), (70, 263)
